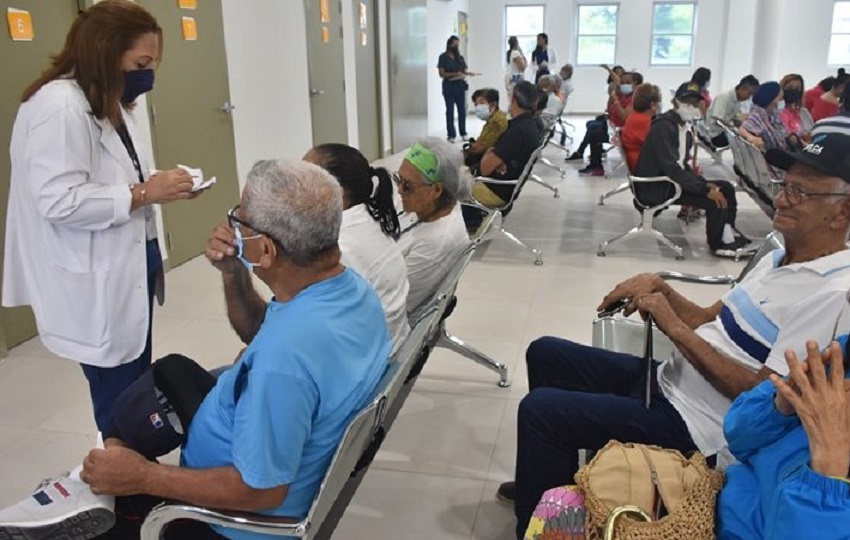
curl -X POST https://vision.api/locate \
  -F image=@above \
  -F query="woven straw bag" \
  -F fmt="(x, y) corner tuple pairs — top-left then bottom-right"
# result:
(575, 440), (724, 540)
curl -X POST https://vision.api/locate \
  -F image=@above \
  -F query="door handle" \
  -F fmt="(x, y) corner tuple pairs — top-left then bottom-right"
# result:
(220, 101), (236, 114)
(310, 88), (326, 97)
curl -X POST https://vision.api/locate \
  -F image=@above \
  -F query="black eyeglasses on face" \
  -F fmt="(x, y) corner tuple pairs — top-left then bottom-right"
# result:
(776, 182), (849, 206)
(394, 173), (431, 195)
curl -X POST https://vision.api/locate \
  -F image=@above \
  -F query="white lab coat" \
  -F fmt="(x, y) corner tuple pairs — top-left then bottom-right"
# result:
(3, 79), (157, 368)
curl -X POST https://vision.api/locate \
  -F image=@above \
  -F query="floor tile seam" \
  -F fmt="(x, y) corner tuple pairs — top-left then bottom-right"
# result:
(366, 463), (491, 483)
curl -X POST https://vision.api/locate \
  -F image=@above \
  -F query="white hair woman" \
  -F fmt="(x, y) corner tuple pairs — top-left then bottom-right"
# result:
(395, 138), (472, 320)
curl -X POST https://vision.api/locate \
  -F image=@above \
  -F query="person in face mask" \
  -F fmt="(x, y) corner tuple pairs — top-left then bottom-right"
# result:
(438, 35), (477, 142)
(464, 88), (509, 170)
(778, 74), (814, 149)
(633, 82), (750, 258)
(3, 0), (201, 435)
(741, 81), (793, 151)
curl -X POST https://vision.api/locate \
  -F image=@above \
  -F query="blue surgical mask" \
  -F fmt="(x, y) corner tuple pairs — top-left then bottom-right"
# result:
(474, 104), (491, 120)
(620, 84), (633, 95)
(234, 227), (261, 271)
(122, 69), (155, 104)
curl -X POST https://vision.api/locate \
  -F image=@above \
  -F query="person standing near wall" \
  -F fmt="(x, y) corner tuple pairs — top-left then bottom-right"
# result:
(530, 33), (557, 85)
(438, 35), (477, 142)
(2, 1), (202, 434)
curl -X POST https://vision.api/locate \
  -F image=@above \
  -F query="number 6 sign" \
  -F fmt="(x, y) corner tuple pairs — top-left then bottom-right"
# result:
(7, 8), (34, 42)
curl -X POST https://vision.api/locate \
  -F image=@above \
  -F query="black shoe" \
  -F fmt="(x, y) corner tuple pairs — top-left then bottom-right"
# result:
(565, 152), (583, 162)
(496, 481), (516, 505)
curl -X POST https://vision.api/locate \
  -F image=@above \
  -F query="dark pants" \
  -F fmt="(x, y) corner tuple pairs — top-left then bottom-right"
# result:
(711, 133), (729, 148)
(675, 180), (738, 251)
(82, 239), (162, 433)
(575, 118), (608, 167)
(514, 337), (698, 539)
(444, 89), (466, 139)
(97, 354), (221, 539)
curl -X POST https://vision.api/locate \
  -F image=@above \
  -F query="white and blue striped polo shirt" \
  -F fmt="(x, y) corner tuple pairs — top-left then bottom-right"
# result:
(659, 247), (850, 454)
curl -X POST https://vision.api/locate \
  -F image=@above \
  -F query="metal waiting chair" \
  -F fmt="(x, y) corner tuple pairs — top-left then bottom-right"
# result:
(141, 309), (443, 540)
(597, 127), (630, 205)
(719, 121), (776, 218)
(694, 119), (730, 165)
(597, 132), (685, 259)
(467, 140), (546, 266)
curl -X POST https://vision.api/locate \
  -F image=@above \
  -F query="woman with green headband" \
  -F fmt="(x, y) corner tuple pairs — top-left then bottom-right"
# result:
(396, 138), (471, 320)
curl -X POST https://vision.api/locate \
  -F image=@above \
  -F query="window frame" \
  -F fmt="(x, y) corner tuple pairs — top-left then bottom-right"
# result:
(649, 1), (698, 67)
(504, 4), (547, 66)
(574, 2), (620, 67)
(828, 0), (850, 66)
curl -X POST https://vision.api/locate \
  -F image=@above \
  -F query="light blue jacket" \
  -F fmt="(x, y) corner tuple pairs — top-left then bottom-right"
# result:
(718, 336), (850, 539)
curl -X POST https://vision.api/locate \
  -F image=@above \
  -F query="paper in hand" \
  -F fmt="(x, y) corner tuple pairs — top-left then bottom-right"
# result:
(177, 164), (217, 192)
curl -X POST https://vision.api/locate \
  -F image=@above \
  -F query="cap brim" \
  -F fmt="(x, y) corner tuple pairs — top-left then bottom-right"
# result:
(676, 92), (704, 101)
(765, 147), (835, 177)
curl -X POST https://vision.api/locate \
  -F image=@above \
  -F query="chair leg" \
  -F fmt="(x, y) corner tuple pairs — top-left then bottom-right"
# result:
(597, 181), (630, 205)
(538, 157), (567, 182)
(597, 224), (644, 256)
(498, 225), (544, 265)
(648, 227), (685, 260)
(530, 173), (561, 196)
(435, 326), (511, 387)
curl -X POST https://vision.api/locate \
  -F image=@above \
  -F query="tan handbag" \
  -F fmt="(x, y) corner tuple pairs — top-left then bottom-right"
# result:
(575, 440), (724, 540)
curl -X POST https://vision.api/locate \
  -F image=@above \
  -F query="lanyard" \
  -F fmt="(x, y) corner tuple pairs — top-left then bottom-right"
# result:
(116, 123), (145, 184)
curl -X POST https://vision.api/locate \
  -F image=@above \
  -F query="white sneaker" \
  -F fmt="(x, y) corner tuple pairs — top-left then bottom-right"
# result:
(0, 476), (115, 539)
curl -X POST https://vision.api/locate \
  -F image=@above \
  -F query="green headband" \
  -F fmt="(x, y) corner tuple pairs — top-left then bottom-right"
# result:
(404, 143), (440, 185)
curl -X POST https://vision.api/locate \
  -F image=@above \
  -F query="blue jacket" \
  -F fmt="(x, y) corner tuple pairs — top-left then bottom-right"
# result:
(718, 337), (850, 539)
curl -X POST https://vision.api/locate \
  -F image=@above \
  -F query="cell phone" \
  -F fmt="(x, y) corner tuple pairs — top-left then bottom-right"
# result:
(597, 297), (631, 318)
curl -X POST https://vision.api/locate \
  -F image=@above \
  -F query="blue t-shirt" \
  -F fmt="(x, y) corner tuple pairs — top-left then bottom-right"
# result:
(180, 269), (391, 540)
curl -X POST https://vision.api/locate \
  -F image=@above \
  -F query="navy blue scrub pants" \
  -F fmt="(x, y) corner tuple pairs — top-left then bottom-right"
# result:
(81, 239), (162, 434)
(513, 336), (699, 539)
(444, 88), (467, 139)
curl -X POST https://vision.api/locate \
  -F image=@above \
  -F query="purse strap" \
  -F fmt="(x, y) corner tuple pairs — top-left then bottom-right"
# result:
(604, 505), (652, 540)
(643, 315), (654, 408)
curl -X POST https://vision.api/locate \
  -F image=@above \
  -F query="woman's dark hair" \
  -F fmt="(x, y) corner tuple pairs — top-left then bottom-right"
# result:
(607, 65), (624, 84)
(311, 143), (400, 239)
(819, 76), (837, 92)
(446, 35), (459, 53)
(532, 33), (549, 58)
(472, 88), (500, 106)
(691, 67), (712, 87)
(632, 84), (661, 112)
(22, 0), (162, 127)
(629, 71), (644, 85)
(835, 71), (850, 90)
(507, 36), (520, 64)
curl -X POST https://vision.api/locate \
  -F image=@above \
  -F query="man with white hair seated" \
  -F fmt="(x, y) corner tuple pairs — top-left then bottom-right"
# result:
(0, 159), (392, 540)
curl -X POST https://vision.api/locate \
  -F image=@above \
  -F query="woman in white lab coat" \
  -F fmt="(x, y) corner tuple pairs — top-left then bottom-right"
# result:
(2, 1), (198, 433)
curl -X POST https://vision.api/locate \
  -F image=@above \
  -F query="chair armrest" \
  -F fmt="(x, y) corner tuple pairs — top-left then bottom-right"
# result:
(474, 176), (520, 186)
(655, 271), (735, 285)
(628, 175), (678, 183)
(141, 503), (307, 539)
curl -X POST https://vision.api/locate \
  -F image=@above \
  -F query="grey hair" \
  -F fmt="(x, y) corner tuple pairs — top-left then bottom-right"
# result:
(413, 137), (472, 204)
(243, 158), (343, 267)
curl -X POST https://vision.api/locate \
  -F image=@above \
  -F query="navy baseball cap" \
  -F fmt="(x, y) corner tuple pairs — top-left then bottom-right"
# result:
(111, 369), (183, 460)
(675, 82), (704, 101)
(766, 126), (850, 183)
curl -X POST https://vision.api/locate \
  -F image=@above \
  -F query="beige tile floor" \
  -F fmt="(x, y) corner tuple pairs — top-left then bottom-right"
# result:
(0, 116), (775, 538)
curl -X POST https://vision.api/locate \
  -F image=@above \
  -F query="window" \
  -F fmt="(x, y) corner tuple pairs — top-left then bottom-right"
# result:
(505, 5), (545, 61)
(650, 2), (696, 65)
(575, 4), (618, 66)
(829, 1), (850, 65)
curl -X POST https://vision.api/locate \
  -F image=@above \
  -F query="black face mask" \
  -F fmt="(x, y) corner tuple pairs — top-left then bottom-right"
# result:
(783, 87), (802, 104)
(122, 69), (155, 104)
(450, 46), (459, 55)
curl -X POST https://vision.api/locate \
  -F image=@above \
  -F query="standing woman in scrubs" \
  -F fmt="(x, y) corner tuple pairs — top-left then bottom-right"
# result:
(2, 0), (199, 433)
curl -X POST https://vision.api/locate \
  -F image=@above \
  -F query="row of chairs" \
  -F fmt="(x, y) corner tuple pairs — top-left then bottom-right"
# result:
(717, 121), (779, 218)
(141, 240), (510, 538)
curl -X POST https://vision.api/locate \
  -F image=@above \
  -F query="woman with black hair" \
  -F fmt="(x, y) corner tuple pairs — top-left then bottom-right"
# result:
(531, 33), (558, 84)
(812, 69), (850, 122)
(438, 35), (476, 142)
(506, 36), (527, 102)
(304, 144), (410, 350)
(805, 71), (840, 111)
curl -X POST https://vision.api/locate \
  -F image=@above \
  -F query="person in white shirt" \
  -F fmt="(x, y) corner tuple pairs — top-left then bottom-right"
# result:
(395, 139), (471, 321)
(558, 64), (574, 104)
(530, 33), (557, 84)
(500, 126), (850, 538)
(505, 36), (528, 104)
(303, 144), (410, 351)
(707, 74), (760, 146)
(2, 2), (201, 435)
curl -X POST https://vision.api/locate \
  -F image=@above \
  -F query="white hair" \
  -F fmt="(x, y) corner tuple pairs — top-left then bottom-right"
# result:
(414, 137), (472, 203)
(243, 159), (343, 266)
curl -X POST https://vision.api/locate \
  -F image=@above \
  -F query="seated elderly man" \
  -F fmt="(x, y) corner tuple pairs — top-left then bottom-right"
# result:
(498, 125), (850, 539)
(635, 82), (750, 258)
(0, 159), (392, 540)
(465, 88), (508, 171)
(706, 74), (760, 147)
(537, 74), (566, 132)
(462, 81), (542, 231)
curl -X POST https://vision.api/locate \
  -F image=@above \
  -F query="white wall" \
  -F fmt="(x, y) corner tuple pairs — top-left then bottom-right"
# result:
(427, 0), (470, 136)
(221, 0), (313, 190)
(468, 0), (842, 114)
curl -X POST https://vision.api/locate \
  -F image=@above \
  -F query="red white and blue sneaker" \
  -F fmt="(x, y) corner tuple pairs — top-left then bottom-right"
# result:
(0, 476), (114, 540)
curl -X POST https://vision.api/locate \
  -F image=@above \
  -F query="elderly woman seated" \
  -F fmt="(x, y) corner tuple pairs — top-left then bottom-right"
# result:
(537, 74), (566, 132)
(719, 337), (850, 539)
(465, 88), (508, 171)
(396, 138), (471, 321)
(740, 82), (793, 151)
